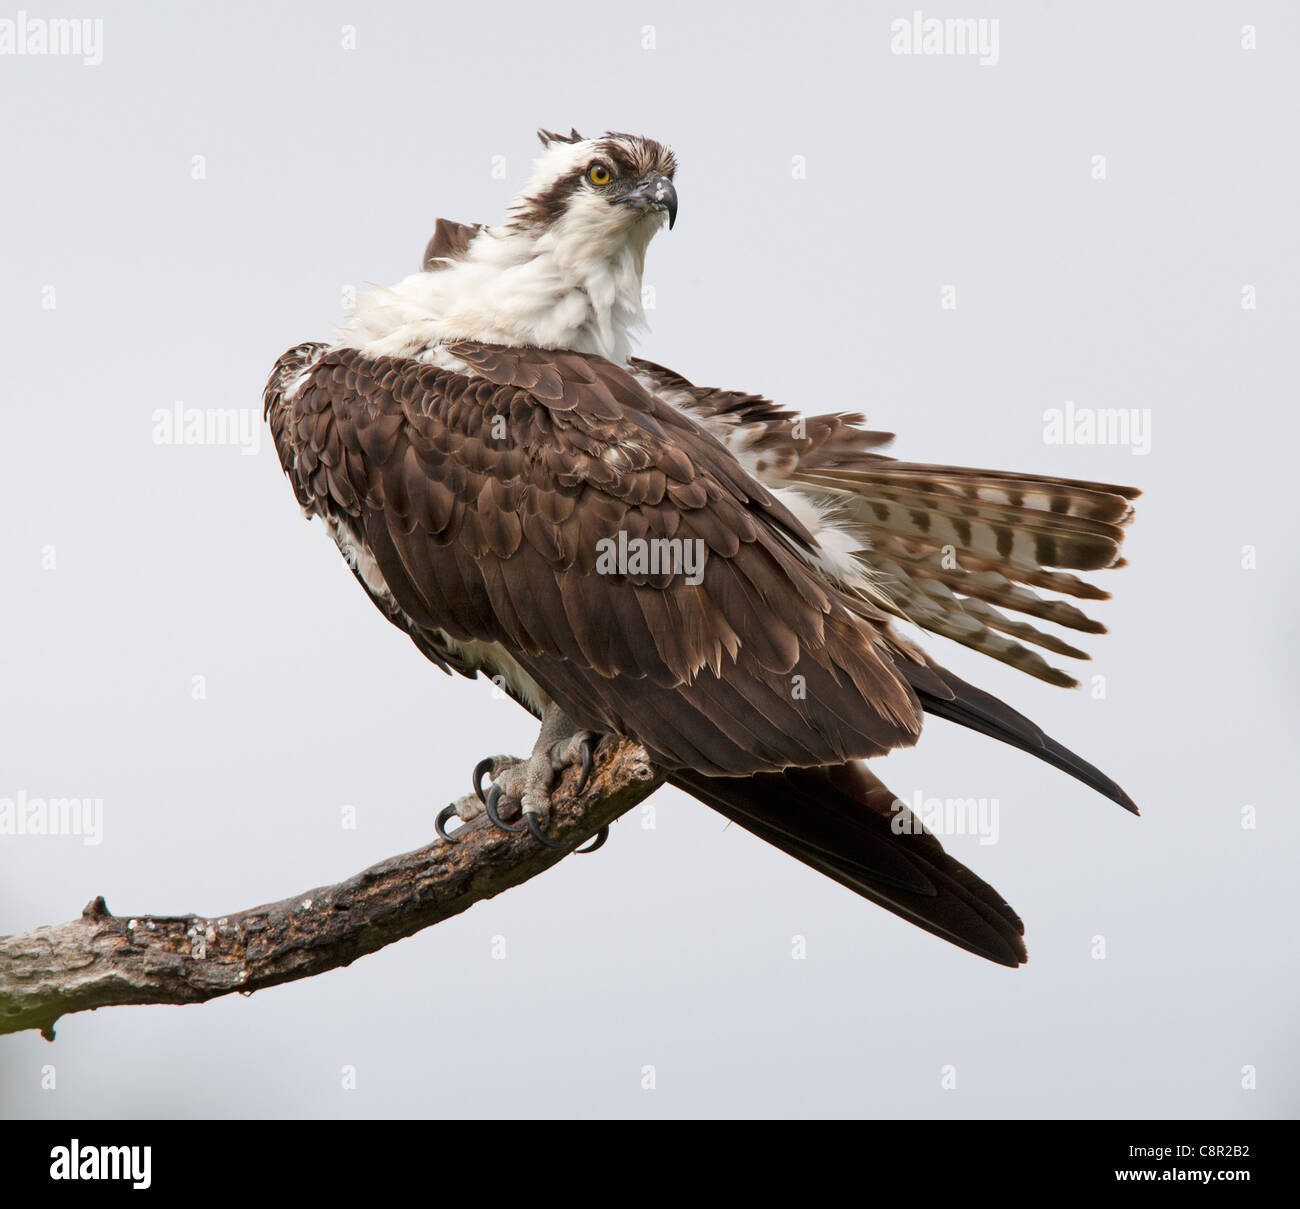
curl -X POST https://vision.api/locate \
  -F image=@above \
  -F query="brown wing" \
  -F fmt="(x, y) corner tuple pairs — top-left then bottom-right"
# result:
(631, 358), (1139, 688)
(270, 341), (927, 776)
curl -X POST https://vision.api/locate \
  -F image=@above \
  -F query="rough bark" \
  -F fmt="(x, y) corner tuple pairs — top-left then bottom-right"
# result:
(0, 739), (663, 1040)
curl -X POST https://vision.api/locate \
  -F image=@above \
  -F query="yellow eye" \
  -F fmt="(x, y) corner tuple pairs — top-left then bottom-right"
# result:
(587, 162), (611, 185)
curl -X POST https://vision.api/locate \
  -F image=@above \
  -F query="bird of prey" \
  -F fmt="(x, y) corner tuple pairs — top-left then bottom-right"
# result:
(265, 128), (1139, 967)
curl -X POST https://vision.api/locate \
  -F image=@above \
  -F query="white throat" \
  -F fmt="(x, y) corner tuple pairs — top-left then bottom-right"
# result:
(338, 196), (662, 366)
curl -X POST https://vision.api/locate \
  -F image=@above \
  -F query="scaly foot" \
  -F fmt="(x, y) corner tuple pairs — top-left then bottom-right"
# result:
(445, 709), (606, 852)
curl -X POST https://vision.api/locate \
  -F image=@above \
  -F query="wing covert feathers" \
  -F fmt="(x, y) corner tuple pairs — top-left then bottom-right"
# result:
(267, 342), (931, 775)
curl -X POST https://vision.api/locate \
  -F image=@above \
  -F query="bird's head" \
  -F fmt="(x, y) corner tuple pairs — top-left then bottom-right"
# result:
(507, 129), (678, 254)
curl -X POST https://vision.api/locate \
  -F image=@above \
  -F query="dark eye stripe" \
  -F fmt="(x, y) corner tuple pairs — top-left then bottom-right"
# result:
(603, 145), (640, 176)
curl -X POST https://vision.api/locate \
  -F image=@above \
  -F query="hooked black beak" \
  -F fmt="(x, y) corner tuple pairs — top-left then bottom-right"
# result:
(621, 171), (678, 230)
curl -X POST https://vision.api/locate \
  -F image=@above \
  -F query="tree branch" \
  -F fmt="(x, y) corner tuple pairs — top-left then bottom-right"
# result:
(0, 739), (663, 1040)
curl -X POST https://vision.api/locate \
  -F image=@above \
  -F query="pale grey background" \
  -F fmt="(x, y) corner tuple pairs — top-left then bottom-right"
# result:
(2, 0), (1297, 1119)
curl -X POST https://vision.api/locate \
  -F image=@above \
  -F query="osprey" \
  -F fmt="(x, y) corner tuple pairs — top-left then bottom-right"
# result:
(265, 128), (1140, 967)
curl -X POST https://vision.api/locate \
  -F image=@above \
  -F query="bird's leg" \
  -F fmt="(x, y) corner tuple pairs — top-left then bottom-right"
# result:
(473, 705), (604, 851)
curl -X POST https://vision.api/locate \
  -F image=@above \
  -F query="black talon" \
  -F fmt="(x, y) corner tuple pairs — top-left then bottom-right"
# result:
(575, 825), (609, 854)
(472, 758), (495, 804)
(525, 811), (568, 849)
(485, 782), (525, 832)
(436, 803), (461, 844)
(574, 739), (594, 796)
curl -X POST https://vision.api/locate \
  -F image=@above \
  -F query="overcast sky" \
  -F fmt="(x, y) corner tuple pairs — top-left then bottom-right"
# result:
(2, 0), (1297, 1118)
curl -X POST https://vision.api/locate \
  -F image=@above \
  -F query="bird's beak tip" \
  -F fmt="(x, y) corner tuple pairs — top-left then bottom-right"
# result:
(623, 172), (678, 231)
(660, 178), (678, 231)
